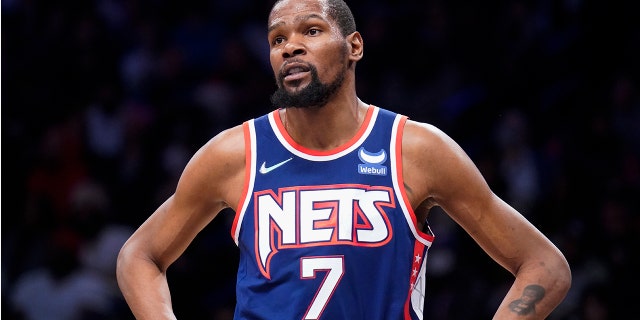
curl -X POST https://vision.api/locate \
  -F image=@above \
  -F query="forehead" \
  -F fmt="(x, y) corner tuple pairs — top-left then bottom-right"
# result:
(268, 0), (329, 28)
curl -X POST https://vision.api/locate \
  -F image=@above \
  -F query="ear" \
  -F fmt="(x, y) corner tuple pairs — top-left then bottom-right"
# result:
(347, 31), (363, 62)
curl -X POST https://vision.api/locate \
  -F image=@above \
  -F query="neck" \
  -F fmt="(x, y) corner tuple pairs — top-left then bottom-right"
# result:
(280, 95), (369, 151)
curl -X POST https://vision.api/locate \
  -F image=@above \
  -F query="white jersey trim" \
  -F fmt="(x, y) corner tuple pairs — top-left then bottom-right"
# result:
(390, 115), (433, 247)
(267, 107), (380, 161)
(234, 119), (258, 245)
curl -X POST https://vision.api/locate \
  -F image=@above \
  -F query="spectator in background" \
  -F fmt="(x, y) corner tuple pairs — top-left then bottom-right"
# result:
(9, 227), (113, 320)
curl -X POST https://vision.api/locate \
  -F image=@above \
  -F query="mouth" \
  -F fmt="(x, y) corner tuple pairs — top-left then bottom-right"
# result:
(281, 62), (311, 82)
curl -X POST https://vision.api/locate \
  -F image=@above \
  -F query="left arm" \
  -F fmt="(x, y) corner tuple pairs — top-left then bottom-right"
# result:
(402, 120), (571, 319)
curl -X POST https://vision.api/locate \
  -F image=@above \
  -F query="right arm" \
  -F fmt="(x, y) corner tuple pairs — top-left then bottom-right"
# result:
(116, 125), (246, 319)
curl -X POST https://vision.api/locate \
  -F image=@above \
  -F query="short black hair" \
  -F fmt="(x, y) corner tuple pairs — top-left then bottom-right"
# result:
(271, 0), (356, 37)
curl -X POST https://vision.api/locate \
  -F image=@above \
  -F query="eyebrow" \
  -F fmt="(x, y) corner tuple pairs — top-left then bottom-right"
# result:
(268, 13), (327, 33)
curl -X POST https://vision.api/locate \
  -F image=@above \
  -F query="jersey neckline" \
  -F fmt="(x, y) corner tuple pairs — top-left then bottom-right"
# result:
(269, 105), (377, 161)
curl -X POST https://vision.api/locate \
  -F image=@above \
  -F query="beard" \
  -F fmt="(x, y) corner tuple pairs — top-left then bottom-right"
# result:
(270, 61), (347, 109)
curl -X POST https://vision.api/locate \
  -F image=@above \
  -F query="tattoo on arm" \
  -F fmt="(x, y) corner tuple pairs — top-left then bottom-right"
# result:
(508, 284), (545, 316)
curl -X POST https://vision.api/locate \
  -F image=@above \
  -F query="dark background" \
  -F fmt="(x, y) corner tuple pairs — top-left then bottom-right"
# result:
(2, 0), (639, 319)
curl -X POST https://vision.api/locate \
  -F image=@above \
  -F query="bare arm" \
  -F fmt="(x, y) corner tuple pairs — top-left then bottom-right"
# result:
(116, 125), (246, 319)
(403, 120), (571, 319)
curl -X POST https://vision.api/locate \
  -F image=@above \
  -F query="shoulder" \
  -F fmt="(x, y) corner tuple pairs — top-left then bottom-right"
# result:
(400, 119), (488, 206)
(201, 123), (247, 175)
(194, 121), (249, 159)
(402, 119), (463, 162)
(175, 123), (247, 208)
(201, 123), (246, 160)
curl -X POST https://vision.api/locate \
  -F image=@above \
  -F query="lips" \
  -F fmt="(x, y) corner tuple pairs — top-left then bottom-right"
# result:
(286, 67), (306, 75)
(282, 62), (310, 81)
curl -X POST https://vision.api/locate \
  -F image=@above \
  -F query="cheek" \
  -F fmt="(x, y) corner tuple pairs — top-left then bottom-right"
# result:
(314, 43), (348, 77)
(270, 51), (282, 75)
(324, 56), (348, 81)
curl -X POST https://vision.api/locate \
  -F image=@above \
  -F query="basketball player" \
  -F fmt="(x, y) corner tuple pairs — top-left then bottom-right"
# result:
(116, 0), (571, 319)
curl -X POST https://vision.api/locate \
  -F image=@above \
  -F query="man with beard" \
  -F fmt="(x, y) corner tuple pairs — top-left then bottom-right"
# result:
(116, 0), (571, 319)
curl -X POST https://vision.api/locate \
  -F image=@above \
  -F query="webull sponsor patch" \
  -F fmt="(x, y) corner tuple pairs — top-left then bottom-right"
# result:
(358, 147), (388, 176)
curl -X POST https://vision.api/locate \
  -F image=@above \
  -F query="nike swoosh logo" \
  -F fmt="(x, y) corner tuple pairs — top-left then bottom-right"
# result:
(259, 157), (293, 174)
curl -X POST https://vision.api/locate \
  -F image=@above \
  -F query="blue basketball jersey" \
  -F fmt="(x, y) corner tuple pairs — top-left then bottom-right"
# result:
(230, 105), (435, 320)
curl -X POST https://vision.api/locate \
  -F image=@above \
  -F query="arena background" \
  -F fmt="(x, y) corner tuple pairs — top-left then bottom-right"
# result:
(2, 0), (639, 319)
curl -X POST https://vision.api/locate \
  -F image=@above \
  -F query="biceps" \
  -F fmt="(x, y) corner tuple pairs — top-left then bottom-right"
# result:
(430, 154), (530, 259)
(134, 195), (223, 270)
(447, 192), (541, 271)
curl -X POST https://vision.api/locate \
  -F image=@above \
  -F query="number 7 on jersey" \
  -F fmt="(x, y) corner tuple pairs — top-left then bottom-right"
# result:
(300, 256), (345, 320)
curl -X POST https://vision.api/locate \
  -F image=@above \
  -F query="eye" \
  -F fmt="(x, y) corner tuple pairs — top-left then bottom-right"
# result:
(307, 28), (321, 36)
(272, 36), (285, 46)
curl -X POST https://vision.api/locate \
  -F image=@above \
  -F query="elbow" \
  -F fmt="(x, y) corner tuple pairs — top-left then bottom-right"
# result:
(555, 256), (572, 298)
(536, 250), (572, 302)
(116, 239), (146, 287)
(115, 241), (131, 285)
(520, 249), (572, 300)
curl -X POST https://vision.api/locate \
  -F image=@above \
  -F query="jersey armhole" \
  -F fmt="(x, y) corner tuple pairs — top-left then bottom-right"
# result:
(230, 120), (256, 244)
(393, 116), (435, 244)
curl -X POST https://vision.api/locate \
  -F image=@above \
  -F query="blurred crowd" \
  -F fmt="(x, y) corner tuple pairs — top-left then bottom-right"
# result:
(2, 0), (639, 319)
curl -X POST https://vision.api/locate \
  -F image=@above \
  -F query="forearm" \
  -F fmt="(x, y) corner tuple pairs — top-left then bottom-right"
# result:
(493, 256), (571, 319)
(116, 245), (177, 320)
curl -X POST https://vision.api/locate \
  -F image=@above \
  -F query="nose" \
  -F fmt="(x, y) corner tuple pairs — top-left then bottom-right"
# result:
(282, 38), (305, 58)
